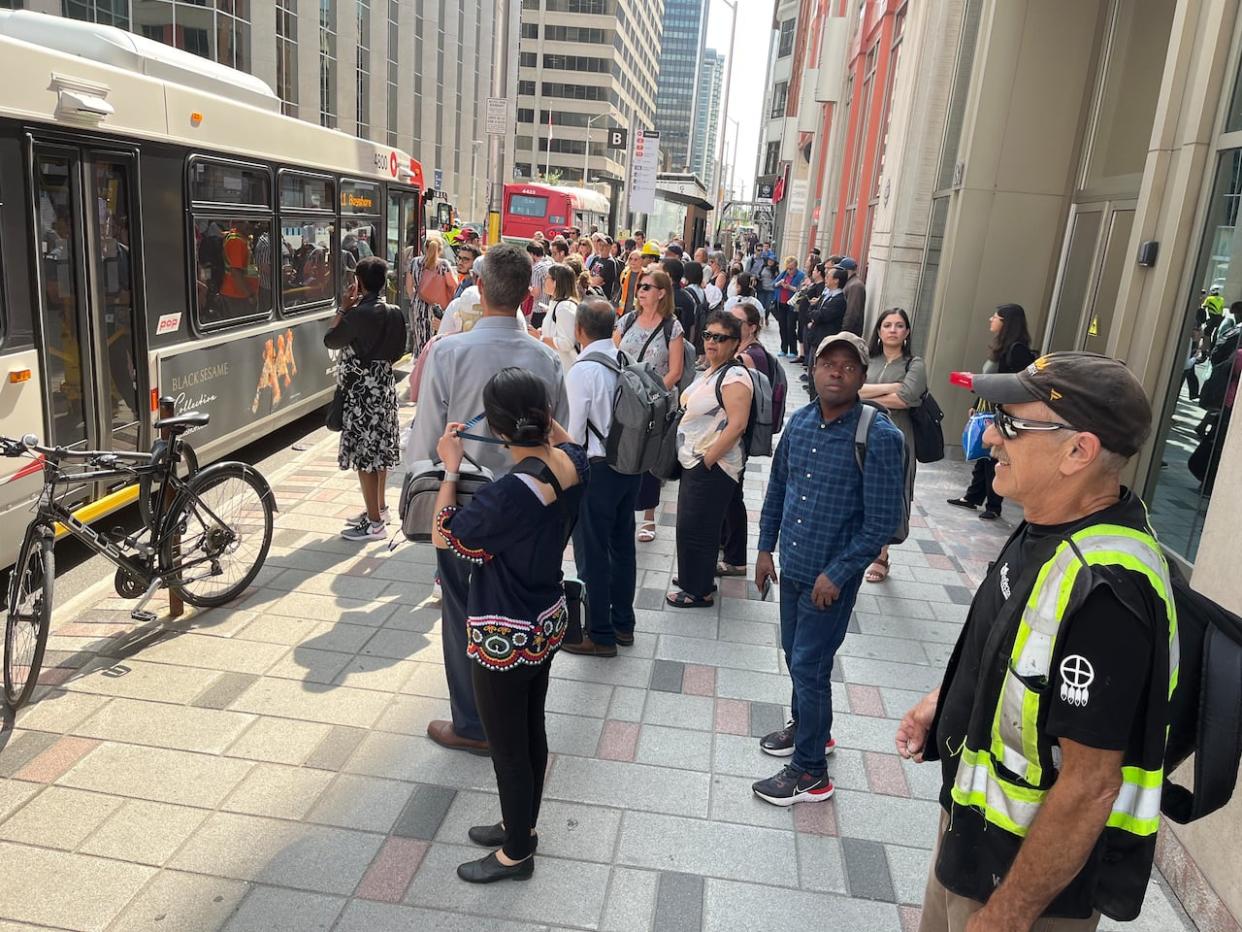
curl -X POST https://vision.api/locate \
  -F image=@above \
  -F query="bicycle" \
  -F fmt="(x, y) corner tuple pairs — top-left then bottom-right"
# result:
(1, 412), (276, 710)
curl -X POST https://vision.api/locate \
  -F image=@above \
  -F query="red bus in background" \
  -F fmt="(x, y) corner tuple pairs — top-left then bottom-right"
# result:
(501, 183), (610, 242)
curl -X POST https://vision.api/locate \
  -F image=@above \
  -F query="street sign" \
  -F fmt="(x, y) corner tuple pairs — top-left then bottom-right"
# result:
(607, 127), (628, 150)
(486, 97), (508, 136)
(434, 168), (444, 190)
(630, 129), (660, 215)
(755, 180), (775, 201)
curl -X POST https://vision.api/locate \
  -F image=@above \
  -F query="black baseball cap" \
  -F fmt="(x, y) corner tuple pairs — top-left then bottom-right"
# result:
(962, 351), (1152, 457)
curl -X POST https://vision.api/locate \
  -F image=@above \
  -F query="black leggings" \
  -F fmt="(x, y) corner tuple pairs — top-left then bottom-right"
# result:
(676, 462), (738, 598)
(471, 659), (551, 860)
(721, 466), (747, 567)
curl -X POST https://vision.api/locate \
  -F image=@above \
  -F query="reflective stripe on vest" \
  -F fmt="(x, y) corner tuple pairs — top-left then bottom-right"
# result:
(953, 524), (1177, 839)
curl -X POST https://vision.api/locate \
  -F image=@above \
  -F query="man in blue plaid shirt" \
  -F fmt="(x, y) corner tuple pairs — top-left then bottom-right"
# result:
(752, 332), (907, 806)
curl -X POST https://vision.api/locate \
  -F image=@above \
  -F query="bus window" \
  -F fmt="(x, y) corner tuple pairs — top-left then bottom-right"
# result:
(190, 160), (270, 206)
(340, 179), (380, 281)
(510, 194), (549, 217)
(279, 172), (336, 312)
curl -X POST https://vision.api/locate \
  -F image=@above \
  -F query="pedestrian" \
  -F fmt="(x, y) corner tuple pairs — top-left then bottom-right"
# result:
(752, 333), (906, 805)
(452, 243), (480, 299)
(633, 229), (646, 251)
(896, 352), (1174, 932)
(538, 263), (580, 370)
(591, 233), (619, 299)
(792, 262), (826, 363)
(549, 236), (570, 264)
(432, 369), (587, 884)
(859, 308), (927, 582)
(526, 240), (552, 326)
(837, 257), (866, 335)
(758, 255), (777, 324)
(666, 311), (754, 608)
(947, 303), (1037, 520)
(562, 297), (642, 657)
(618, 248), (645, 316)
(773, 256), (805, 357)
(615, 268), (685, 543)
(409, 242), (570, 754)
(694, 246), (710, 265)
(406, 236), (457, 358)
(325, 257), (402, 541)
(663, 257), (700, 354)
(806, 267), (847, 368)
(576, 237), (594, 265)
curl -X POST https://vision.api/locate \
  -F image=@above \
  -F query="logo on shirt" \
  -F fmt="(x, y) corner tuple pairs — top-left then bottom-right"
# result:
(1059, 654), (1095, 707)
(999, 563), (1011, 600)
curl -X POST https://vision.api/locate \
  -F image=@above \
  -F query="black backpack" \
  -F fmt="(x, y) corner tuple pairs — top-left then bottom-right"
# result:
(853, 403), (910, 544)
(1159, 559), (1242, 823)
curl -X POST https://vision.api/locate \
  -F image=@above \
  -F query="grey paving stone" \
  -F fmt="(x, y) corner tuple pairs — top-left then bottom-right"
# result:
(0, 840), (156, 931)
(832, 790), (941, 848)
(709, 774), (796, 830)
(636, 588), (671, 611)
(854, 612), (963, 646)
(545, 756), (710, 818)
(0, 786), (123, 851)
(715, 667), (791, 704)
(0, 730), (58, 777)
(635, 724), (713, 772)
(703, 877), (903, 932)
(545, 678), (613, 717)
(344, 732), (497, 792)
(393, 783), (456, 840)
(718, 618), (779, 647)
(607, 685), (648, 722)
(945, 584), (975, 605)
(642, 691), (714, 730)
(223, 763), (334, 820)
(649, 659), (685, 693)
(656, 634), (781, 673)
(551, 653), (655, 688)
(79, 799), (209, 866)
(304, 724), (368, 771)
(545, 711), (604, 757)
(631, 608), (719, 639)
(189, 672), (260, 710)
(831, 712), (908, 754)
(57, 743), (254, 809)
(749, 701), (786, 738)
(223, 886), (345, 932)
(717, 599), (782, 622)
(404, 843), (610, 928)
(836, 632), (931, 665)
(108, 869), (249, 932)
(306, 774), (412, 833)
(225, 717), (333, 765)
(916, 539), (945, 555)
(336, 900), (552, 932)
(617, 811), (798, 886)
(841, 836), (896, 902)
(798, 833), (849, 893)
(837, 656), (943, 692)
(902, 758), (944, 801)
(372, 694), (453, 736)
(437, 789), (622, 862)
(653, 872), (704, 932)
(602, 867), (660, 932)
(883, 843), (932, 905)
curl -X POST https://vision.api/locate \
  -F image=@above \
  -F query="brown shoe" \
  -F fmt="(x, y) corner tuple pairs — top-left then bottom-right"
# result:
(427, 720), (490, 755)
(560, 636), (618, 657)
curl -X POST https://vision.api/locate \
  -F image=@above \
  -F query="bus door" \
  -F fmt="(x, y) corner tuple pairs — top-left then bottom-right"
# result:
(31, 143), (143, 503)
(386, 187), (420, 314)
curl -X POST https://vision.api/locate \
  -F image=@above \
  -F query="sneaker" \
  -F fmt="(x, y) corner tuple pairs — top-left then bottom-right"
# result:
(759, 719), (837, 758)
(752, 764), (835, 806)
(341, 517), (387, 541)
(343, 506), (390, 526)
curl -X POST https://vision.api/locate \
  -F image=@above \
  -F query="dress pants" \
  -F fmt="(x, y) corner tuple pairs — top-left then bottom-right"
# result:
(573, 463), (641, 645)
(636, 471), (662, 512)
(435, 549), (485, 741)
(720, 466), (748, 568)
(963, 457), (1002, 513)
(775, 303), (798, 354)
(675, 463), (738, 598)
(471, 659), (551, 861)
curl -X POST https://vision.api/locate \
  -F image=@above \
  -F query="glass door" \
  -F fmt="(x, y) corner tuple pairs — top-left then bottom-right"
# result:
(1044, 200), (1136, 353)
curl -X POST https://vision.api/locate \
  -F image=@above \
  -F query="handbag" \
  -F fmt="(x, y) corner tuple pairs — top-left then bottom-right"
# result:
(909, 390), (946, 464)
(417, 262), (456, 309)
(325, 385), (345, 432)
(398, 450), (494, 543)
(961, 411), (994, 462)
(650, 408), (685, 482)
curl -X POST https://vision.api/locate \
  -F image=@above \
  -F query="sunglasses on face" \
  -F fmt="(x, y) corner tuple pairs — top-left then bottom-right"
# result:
(703, 331), (736, 344)
(637, 283), (657, 292)
(992, 406), (1078, 440)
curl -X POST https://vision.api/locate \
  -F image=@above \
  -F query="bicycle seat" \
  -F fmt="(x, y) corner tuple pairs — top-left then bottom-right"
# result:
(153, 412), (210, 434)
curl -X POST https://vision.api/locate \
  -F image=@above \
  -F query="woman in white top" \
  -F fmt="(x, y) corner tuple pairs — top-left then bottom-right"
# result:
(723, 273), (766, 320)
(538, 263), (579, 370)
(667, 310), (753, 608)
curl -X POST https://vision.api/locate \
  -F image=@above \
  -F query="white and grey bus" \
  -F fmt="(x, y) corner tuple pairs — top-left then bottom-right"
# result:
(0, 11), (427, 569)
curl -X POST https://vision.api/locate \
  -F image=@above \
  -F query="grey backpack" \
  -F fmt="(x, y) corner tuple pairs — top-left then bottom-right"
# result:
(579, 350), (677, 475)
(854, 403), (910, 544)
(714, 361), (775, 458)
(621, 313), (697, 395)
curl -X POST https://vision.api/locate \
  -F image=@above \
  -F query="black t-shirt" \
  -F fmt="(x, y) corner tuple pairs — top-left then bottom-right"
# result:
(674, 288), (700, 346)
(935, 510), (1156, 808)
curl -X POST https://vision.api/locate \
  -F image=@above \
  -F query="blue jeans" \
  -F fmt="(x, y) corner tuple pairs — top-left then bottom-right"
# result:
(779, 574), (861, 775)
(573, 464), (641, 645)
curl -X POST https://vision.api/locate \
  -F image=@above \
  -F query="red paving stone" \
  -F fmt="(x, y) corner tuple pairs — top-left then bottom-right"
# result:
(898, 904), (922, 932)
(355, 837), (427, 902)
(682, 664), (716, 697)
(925, 553), (955, 571)
(845, 683), (886, 718)
(908, 515), (928, 528)
(863, 751), (911, 798)
(54, 623), (131, 638)
(596, 721), (639, 762)
(38, 668), (74, 686)
(718, 578), (746, 599)
(792, 800), (838, 835)
(14, 736), (100, 783)
(714, 698), (749, 736)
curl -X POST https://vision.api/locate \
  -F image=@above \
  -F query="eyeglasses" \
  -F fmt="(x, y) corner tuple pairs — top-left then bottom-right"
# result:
(992, 406), (1078, 440)
(637, 283), (657, 292)
(703, 331), (736, 344)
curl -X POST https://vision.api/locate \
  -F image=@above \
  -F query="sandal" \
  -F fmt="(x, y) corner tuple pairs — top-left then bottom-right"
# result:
(945, 497), (978, 510)
(865, 557), (890, 584)
(637, 522), (657, 543)
(666, 590), (714, 609)
(715, 562), (747, 577)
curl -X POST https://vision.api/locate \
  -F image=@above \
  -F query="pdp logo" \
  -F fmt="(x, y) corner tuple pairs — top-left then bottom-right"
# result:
(1059, 655), (1095, 707)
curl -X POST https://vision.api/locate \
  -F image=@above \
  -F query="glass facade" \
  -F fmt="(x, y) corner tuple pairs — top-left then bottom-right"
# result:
(356, 0), (371, 139)
(690, 49), (724, 186)
(653, 0), (706, 172)
(319, 0), (337, 128)
(110, 0), (252, 71)
(64, 0), (129, 28)
(275, 0), (298, 117)
(386, 0), (398, 146)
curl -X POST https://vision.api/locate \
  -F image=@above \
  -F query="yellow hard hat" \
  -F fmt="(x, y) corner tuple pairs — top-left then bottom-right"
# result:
(641, 241), (662, 256)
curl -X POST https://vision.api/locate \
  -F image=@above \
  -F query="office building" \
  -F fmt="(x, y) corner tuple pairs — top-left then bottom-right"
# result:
(691, 48), (724, 191)
(653, 0), (707, 173)
(514, 0), (663, 222)
(23, 0), (498, 220)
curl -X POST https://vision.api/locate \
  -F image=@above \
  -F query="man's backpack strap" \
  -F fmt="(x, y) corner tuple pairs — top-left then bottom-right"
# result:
(578, 351), (624, 445)
(854, 403), (879, 471)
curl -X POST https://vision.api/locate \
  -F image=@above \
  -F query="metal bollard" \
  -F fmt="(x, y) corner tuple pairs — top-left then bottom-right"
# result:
(158, 396), (184, 620)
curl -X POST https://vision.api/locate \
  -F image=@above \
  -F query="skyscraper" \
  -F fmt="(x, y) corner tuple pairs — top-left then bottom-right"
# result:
(691, 49), (725, 189)
(654, 0), (708, 173)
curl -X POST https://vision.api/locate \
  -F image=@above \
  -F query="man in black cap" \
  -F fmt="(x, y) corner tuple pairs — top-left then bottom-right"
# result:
(837, 257), (865, 336)
(896, 352), (1177, 931)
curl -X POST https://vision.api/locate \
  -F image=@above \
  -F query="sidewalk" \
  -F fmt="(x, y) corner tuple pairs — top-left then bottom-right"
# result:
(0, 365), (1200, 931)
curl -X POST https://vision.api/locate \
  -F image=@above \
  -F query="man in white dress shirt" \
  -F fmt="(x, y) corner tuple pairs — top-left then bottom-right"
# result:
(562, 297), (641, 657)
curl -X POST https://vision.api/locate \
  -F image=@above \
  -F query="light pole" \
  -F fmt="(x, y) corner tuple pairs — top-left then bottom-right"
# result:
(714, 0), (738, 215)
(585, 112), (607, 187)
(469, 139), (483, 220)
(486, 0), (511, 245)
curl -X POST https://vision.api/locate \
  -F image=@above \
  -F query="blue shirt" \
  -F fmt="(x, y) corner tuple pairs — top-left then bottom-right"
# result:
(758, 401), (907, 586)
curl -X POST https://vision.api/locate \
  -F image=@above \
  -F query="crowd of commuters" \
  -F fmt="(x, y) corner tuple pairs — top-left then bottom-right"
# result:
(317, 225), (1183, 932)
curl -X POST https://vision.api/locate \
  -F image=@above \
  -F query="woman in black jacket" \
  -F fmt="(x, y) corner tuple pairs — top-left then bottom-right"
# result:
(946, 303), (1037, 520)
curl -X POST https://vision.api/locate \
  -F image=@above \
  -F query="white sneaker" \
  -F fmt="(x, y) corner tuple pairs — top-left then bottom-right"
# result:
(341, 518), (387, 541)
(343, 506), (390, 526)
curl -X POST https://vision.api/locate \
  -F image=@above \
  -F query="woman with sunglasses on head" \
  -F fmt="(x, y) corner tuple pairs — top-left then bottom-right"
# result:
(432, 368), (587, 884)
(667, 311), (753, 608)
(859, 308), (928, 581)
(615, 268), (686, 543)
(947, 303), (1036, 520)
(537, 263), (580, 370)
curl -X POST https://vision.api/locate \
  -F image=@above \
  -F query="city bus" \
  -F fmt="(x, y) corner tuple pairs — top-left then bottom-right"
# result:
(0, 11), (426, 569)
(501, 183), (609, 242)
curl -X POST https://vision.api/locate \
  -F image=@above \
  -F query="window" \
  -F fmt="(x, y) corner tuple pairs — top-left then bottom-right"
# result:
(770, 82), (788, 120)
(278, 173), (336, 311)
(386, 0), (399, 146)
(339, 180), (381, 276)
(509, 194), (549, 218)
(64, 0), (128, 28)
(763, 141), (781, 176)
(519, 52), (537, 68)
(320, 0), (337, 128)
(356, 0), (371, 138)
(778, 18), (795, 57)
(521, 22), (538, 39)
(190, 160), (270, 205)
(276, 0), (298, 117)
(518, 80), (536, 96)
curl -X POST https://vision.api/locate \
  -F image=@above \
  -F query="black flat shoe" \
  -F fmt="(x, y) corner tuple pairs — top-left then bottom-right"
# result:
(945, 497), (978, 510)
(467, 822), (539, 851)
(457, 851), (535, 884)
(980, 509), (1000, 521)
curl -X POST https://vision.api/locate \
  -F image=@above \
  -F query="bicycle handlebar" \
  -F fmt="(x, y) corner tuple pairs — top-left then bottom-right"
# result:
(0, 435), (156, 466)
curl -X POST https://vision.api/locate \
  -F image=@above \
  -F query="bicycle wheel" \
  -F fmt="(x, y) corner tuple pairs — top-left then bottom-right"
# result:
(138, 439), (200, 528)
(160, 462), (273, 608)
(5, 527), (54, 710)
